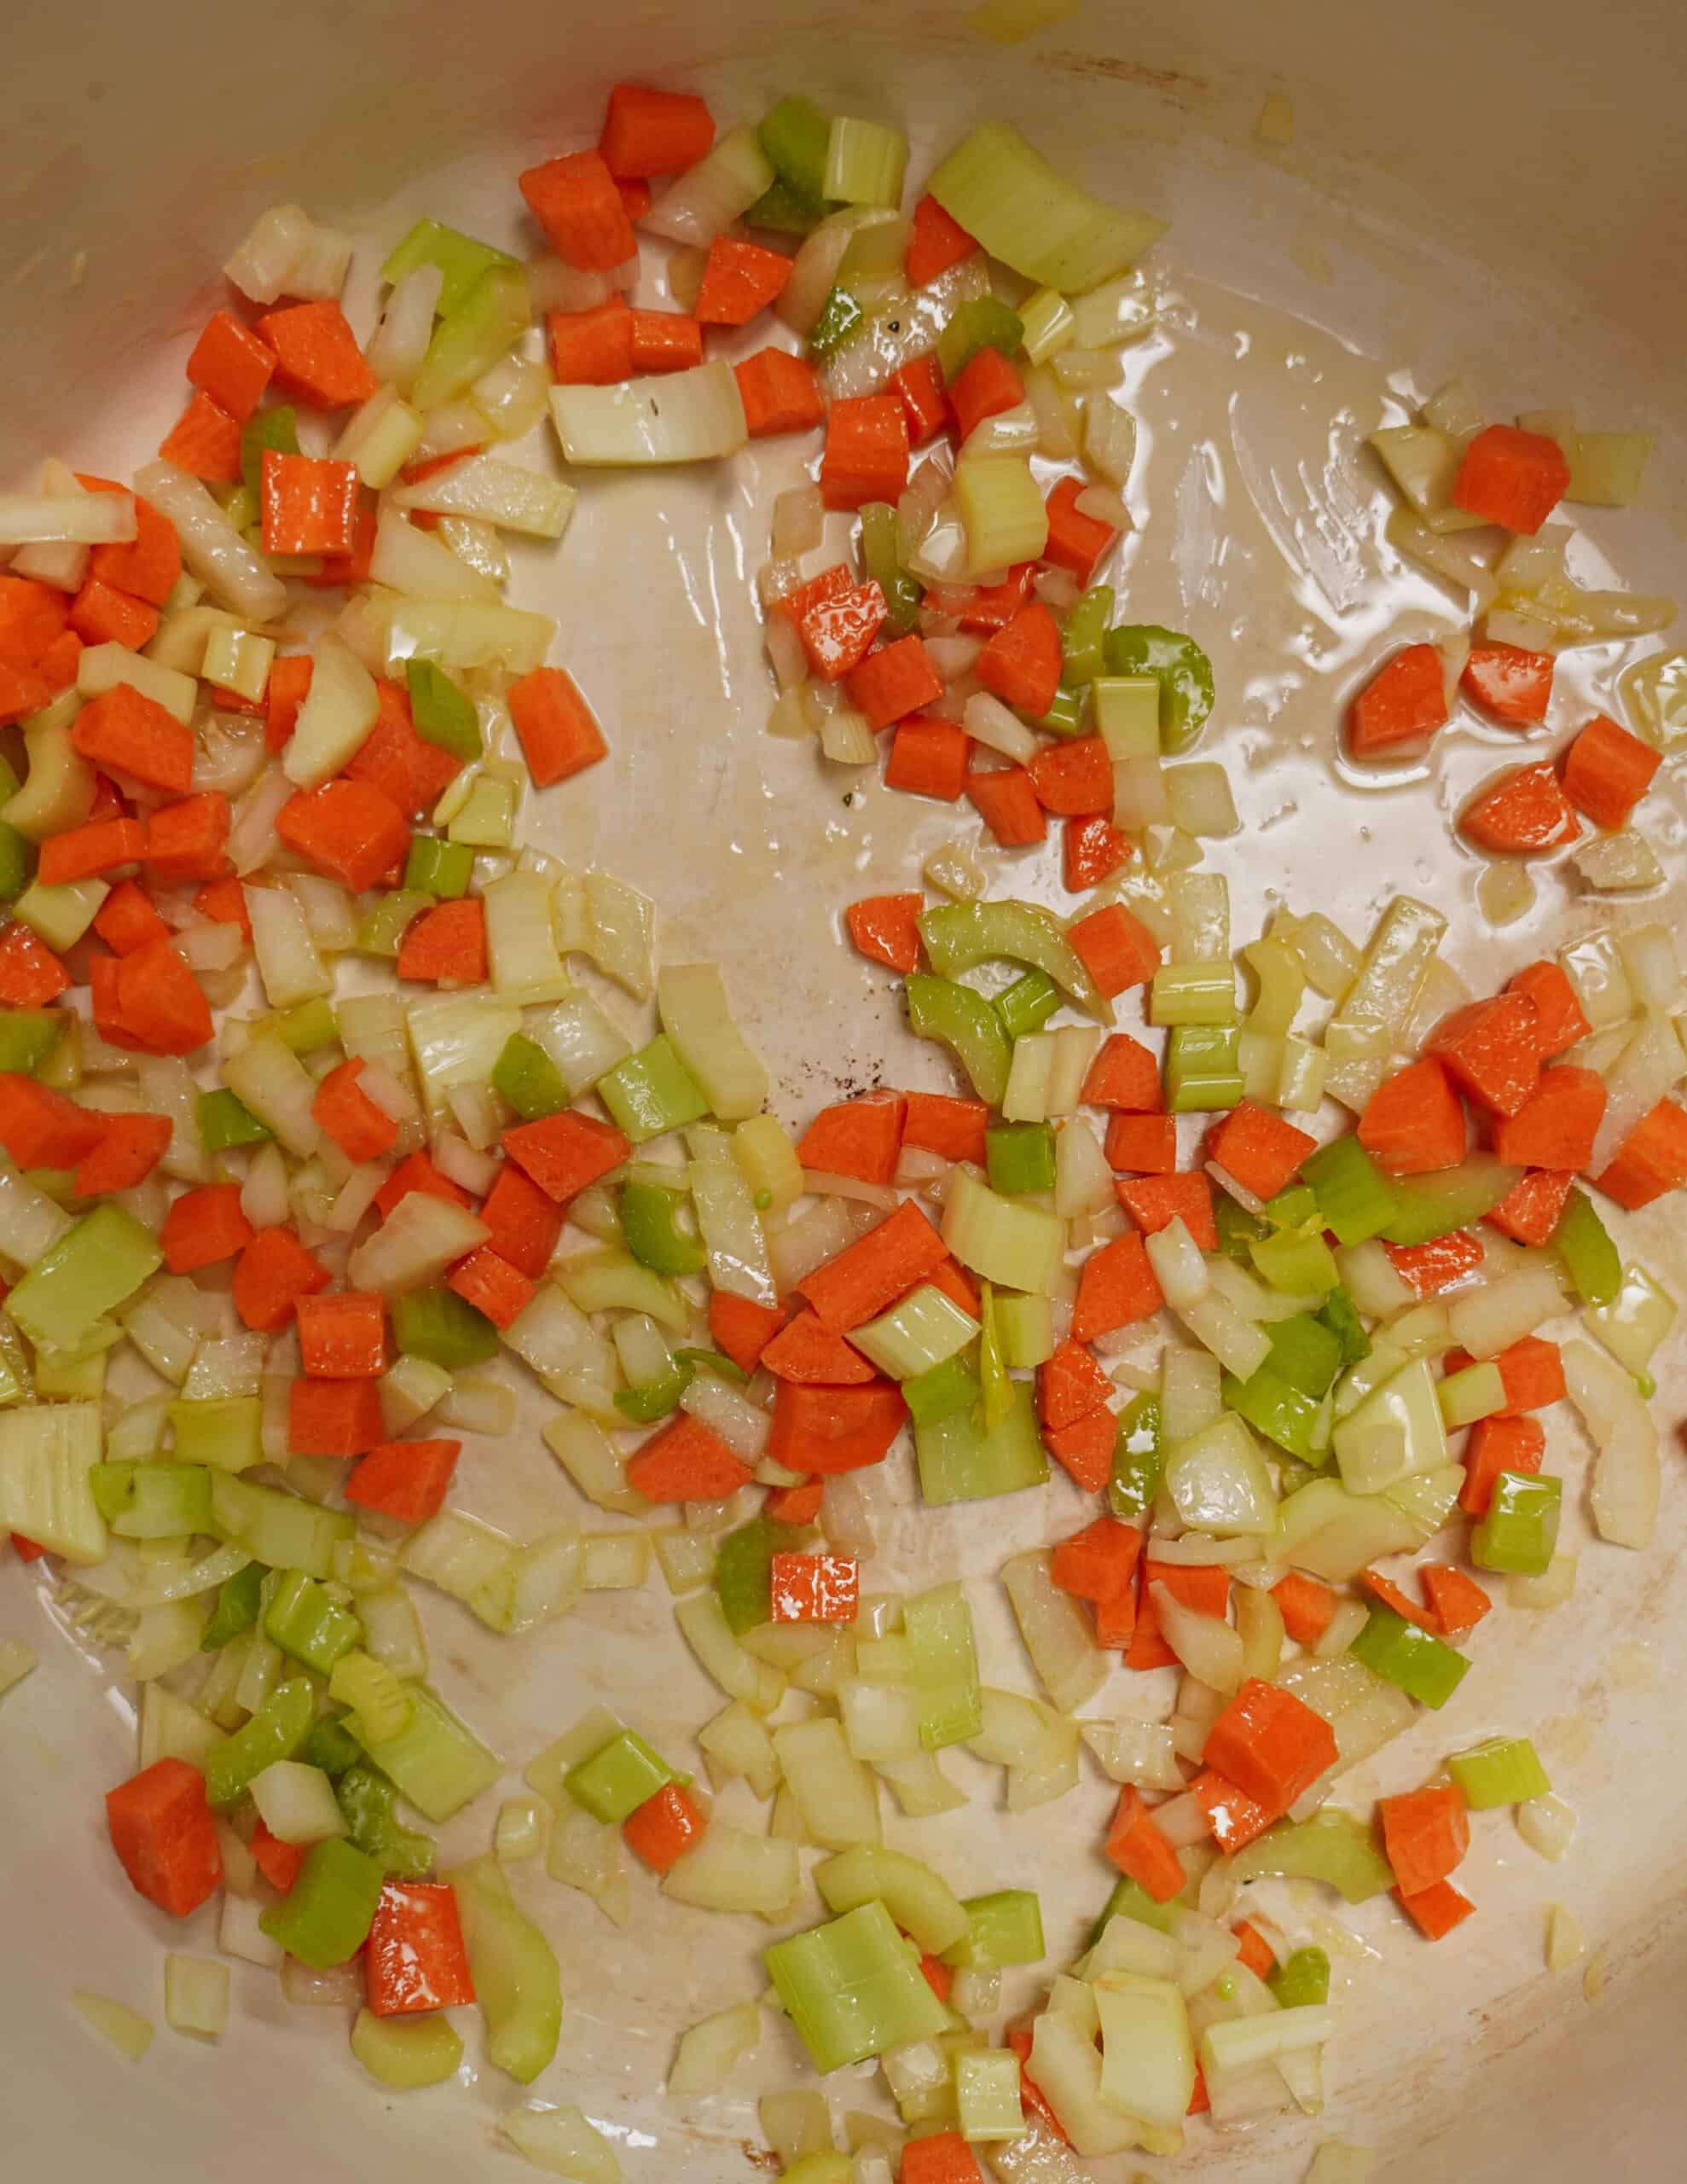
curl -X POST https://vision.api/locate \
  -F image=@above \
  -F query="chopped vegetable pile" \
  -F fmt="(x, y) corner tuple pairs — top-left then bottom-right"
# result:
(0, 64), (1681, 2184)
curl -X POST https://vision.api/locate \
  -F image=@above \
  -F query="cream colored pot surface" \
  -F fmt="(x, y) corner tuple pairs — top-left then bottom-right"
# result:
(4, 3), (1687, 2178)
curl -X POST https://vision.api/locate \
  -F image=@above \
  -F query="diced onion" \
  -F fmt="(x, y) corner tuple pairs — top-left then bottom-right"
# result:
(132, 461), (287, 624)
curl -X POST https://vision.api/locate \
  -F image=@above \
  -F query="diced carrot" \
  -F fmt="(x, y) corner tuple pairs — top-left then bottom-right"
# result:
(890, 354), (949, 448)
(761, 1307), (877, 1385)
(1205, 1101), (1317, 1200)
(104, 1757), (222, 1919)
(1395, 1877), (1475, 1941)
(1191, 1769), (1279, 1852)
(797, 1198), (948, 1331)
(1380, 1784), (1470, 1897)
(1105, 1786), (1187, 1902)
(918, 1952), (954, 2004)
(843, 892), (924, 976)
(1117, 1172), (1216, 1252)
(795, 578), (888, 682)
(926, 564), (1037, 634)
(0, 572), (68, 667)
(1067, 902), (1161, 997)
(1063, 811), (1131, 890)
(38, 630), (84, 696)
(159, 392), (245, 484)
(1071, 1231), (1163, 1343)
(623, 1782), (707, 1874)
(1427, 993), (1542, 1117)
(1460, 641), (1554, 726)
(258, 449), (359, 559)
(1459, 1413), (1545, 1516)
(1505, 961), (1589, 1059)
(339, 686), (455, 824)
(1452, 423), (1568, 533)
(1488, 1165), (1574, 1246)
(765, 1478), (824, 1525)
(1091, 1578), (1137, 1650)
(1492, 1065), (1605, 1170)
(627, 1411), (754, 1501)
(1035, 1407), (1110, 1493)
(345, 1439), (461, 1525)
(1421, 1565), (1492, 1637)
(445, 1246), (536, 1331)
(1232, 1922), (1277, 1980)
(1203, 1677), (1337, 1813)
(478, 1162), (563, 1278)
(797, 1094), (907, 1187)
(365, 1880), (477, 2015)
(0, 923), (69, 1007)
(1358, 1057), (1467, 1176)
(1461, 760), (1581, 853)
(948, 346), (1024, 443)
(1595, 1097), (1687, 1209)
(977, 601), (1062, 719)
(78, 482), (182, 607)
(899, 2132), (985, 2184)
(768, 1551), (859, 1623)
(768, 1379), (907, 1475)
(548, 297), (635, 384)
(1362, 1567), (1440, 1634)
(1105, 1116), (1179, 1176)
(1038, 1338), (1114, 1434)
(186, 877), (246, 944)
(733, 348), (825, 437)
(502, 1110), (630, 1205)
(160, 1182), (254, 1274)
(232, 1225), (332, 1332)
(599, 82), (715, 177)
(250, 1818), (305, 1895)
(1127, 1560), (1230, 1671)
(1042, 474), (1116, 584)
(1562, 712), (1661, 830)
(0, 1077), (102, 1169)
(1383, 1228), (1484, 1296)
(846, 635), (945, 731)
(506, 665), (608, 788)
(72, 682), (194, 793)
(1051, 1514), (1142, 1604)
(1272, 1571), (1339, 1646)
(906, 194), (980, 287)
(885, 715), (969, 803)
(1029, 733), (1110, 818)
(116, 936), (212, 1054)
(0, 659), (51, 726)
(297, 1292), (389, 1379)
(74, 1112), (172, 1197)
(1489, 1334), (1566, 1414)
(820, 395), (910, 510)
(1347, 643), (1448, 757)
(1084, 1034), (1162, 1112)
(265, 653), (313, 753)
(966, 764), (1046, 847)
(88, 952), (141, 1053)
(278, 779), (410, 893)
(67, 578), (158, 652)
(145, 793), (231, 886)
(695, 236), (792, 326)
(305, 491), (377, 590)
(186, 309), (278, 421)
(289, 1376), (386, 1458)
(901, 1093), (988, 1166)
(628, 308), (704, 374)
(255, 301), (379, 409)
(708, 1291), (786, 1377)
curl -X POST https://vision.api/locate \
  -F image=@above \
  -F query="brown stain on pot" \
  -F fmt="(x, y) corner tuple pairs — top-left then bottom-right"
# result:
(1038, 49), (1208, 103)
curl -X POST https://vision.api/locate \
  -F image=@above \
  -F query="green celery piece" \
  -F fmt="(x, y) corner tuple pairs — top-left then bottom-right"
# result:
(200, 1561), (264, 1651)
(405, 659), (483, 761)
(674, 1346), (750, 1387)
(914, 1379), (1047, 1504)
(1301, 1136), (1396, 1247)
(943, 1889), (1045, 1968)
(809, 285), (865, 357)
(197, 1087), (271, 1152)
(565, 1727), (680, 1822)
(0, 823), (34, 901)
(1471, 1470), (1561, 1575)
(392, 1285), (498, 1368)
(1108, 1392), (1163, 1519)
(985, 1120), (1056, 1197)
(620, 1179), (706, 1278)
(905, 1580), (982, 1748)
(1348, 1604), (1470, 1709)
(240, 404), (299, 498)
(598, 1035), (710, 1144)
(359, 889), (430, 959)
(612, 1358), (693, 1422)
(404, 834), (475, 900)
(715, 1518), (808, 1636)
(905, 973), (1012, 1110)
(902, 1351), (982, 1428)
(1221, 1364), (1323, 1466)
(1103, 624), (1215, 753)
(918, 899), (1104, 1018)
(1553, 1187), (1621, 1307)
(977, 1281), (1011, 1428)
(346, 1682), (501, 1821)
(1269, 1945), (1331, 2008)
(1091, 1873), (1179, 1941)
(411, 263), (530, 415)
(1034, 683), (1087, 737)
(1249, 1219), (1339, 1297)
(0, 1010), (61, 1073)
(382, 217), (518, 317)
(264, 1567), (363, 1675)
(765, 1901), (950, 2074)
(1382, 1155), (1519, 1246)
(337, 1761), (436, 1875)
(1060, 586), (1115, 686)
(1226, 1811), (1394, 1904)
(267, 996), (338, 1054)
(305, 1716), (366, 1780)
(1215, 1194), (1268, 1265)
(448, 1855), (563, 2084)
(1165, 1024), (1243, 1112)
(859, 502), (921, 636)
(759, 95), (832, 201)
(1317, 1287), (1371, 1368)
(204, 1677), (316, 1809)
(996, 968), (1060, 1042)
(1265, 1315), (1342, 1399)
(87, 1460), (137, 1524)
(7, 1202), (163, 1353)
(209, 1473), (354, 1580)
(1265, 1182), (1319, 1230)
(745, 177), (826, 235)
(937, 296), (1025, 384)
(169, 1395), (262, 1472)
(101, 1461), (213, 1540)
(1446, 1735), (1551, 1811)
(260, 1838), (385, 1968)
(493, 1031), (571, 1120)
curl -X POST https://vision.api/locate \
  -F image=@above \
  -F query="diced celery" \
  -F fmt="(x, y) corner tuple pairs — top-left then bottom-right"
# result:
(168, 1397), (262, 1474)
(1554, 1188), (1621, 1308)
(598, 1034), (710, 1144)
(200, 1562), (264, 1652)
(996, 967), (1061, 1042)
(759, 95), (832, 206)
(859, 502), (920, 636)
(412, 264), (530, 415)
(1348, 1604), (1469, 1709)
(914, 1380), (1047, 1503)
(493, 1031), (570, 1120)
(405, 834), (475, 899)
(1164, 1024), (1243, 1112)
(0, 1401), (106, 1563)
(210, 1473), (354, 1579)
(93, 1460), (213, 1540)
(851, 1285), (978, 1381)
(994, 1291), (1053, 1370)
(906, 1581), (983, 1748)
(346, 1682), (501, 1821)
(383, 218), (518, 317)
(942, 1168), (1065, 1294)
(823, 115), (907, 209)
(392, 1286), (499, 1368)
(937, 296), (1026, 384)
(406, 658), (484, 761)
(1382, 1156), (1519, 1246)
(902, 1352), (982, 1428)
(204, 1677), (315, 1809)
(337, 1763), (436, 1878)
(809, 284), (865, 357)
(815, 1844), (969, 1957)
(260, 1838), (384, 1968)
(197, 1088), (271, 1152)
(1108, 1393), (1162, 1519)
(565, 1727), (678, 1822)
(449, 1855), (563, 2084)
(1215, 1193), (1267, 1264)
(446, 775), (517, 849)
(926, 121), (1164, 296)
(1302, 1136), (1396, 1247)
(919, 900), (1103, 1018)
(1226, 1811), (1394, 1902)
(1472, 1471), (1562, 1576)
(1269, 1945), (1330, 2009)
(943, 1889), (1045, 1968)
(1446, 1734), (1551, 1809)
(0, 1009), (61, 1074)
(306, 1717), (366, 1779)
(7, 1203), (163, 1352)
(1104, 624), (1215, 753)
(765, 1901), (950, 2073)
(906, 973), (1012, 1108)
(351, 2007), (463, 2089)
(359, 888), (430, 957)
(1318, 1287), (1371, 1369)
(1222, 1363), (1324, 1465)
(1059, 584), (1115, 688)
(985, 1121), (1057, 1196)
(1250, 1219), (1339, 1296)
(264, 1568), (362, 1675)
(953, 456), (1048, 576)
(620, 1179), (705, 1279)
